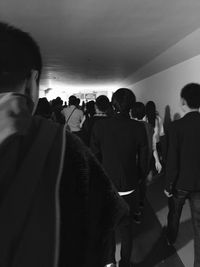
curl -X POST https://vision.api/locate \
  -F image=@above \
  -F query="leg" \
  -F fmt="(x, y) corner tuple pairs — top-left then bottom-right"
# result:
(189, 192), (200, 267)
(102, 230), (116, 266)
(119, 192), (136, 267)
(166, 190), (188, 244)
(138, 178), (146, 209)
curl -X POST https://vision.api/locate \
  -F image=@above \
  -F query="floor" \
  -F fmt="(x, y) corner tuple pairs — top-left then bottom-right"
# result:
(115, 175), (194, 267)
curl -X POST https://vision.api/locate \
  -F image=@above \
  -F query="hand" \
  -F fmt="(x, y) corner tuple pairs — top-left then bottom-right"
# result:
(155, 160), (162, 173)
(164, 189), (173, 198)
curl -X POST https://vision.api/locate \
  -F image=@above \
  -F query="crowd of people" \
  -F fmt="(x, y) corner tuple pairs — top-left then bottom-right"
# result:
(1, 21), (200, 267)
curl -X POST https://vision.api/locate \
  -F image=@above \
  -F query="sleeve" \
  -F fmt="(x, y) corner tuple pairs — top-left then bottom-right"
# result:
(138, 124), (149, 179)
(79, 110), (84, 122)
(90, 122), (102, 162)
(165, 123), (179, 192)
(61, 108), (65, 117)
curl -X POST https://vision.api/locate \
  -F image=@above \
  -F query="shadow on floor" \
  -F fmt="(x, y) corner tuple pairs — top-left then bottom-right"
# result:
(130, 182), (185, 267)
(134, 229), (184, 267)
(175, 218), (193, 251)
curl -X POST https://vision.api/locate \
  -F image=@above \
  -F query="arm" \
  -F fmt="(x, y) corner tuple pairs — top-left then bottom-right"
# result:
(138, 125), (149, 179)
(152, 133), (162, 173)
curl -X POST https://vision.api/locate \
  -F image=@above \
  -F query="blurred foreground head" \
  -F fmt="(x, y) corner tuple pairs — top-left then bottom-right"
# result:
(0, 21), (42, 111)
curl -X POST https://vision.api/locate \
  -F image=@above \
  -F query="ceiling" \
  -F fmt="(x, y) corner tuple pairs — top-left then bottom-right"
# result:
(0, 0), (200, 89)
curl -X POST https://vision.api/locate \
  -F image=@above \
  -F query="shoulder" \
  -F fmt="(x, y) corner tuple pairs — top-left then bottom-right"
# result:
(168, 119), (182, 134)
(76, 108), (84, 115)
(62, 106), (70, 113)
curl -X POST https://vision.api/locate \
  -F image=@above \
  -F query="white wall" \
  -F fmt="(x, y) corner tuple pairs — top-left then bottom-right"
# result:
(130, 55), (200, 120)
(126, 28), (200, 120)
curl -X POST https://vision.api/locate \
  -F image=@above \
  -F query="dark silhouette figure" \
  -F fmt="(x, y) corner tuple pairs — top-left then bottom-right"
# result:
(91, 88), (149, 267)
(51, 97), (65, 124)
(0, 21), (127, 267)
(35, 97), (52, 119)
(165, 83), (200, 267)
(82, 95), (111, 146)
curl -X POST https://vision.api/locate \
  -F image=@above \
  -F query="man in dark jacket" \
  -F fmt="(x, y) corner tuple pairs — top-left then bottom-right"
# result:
(91, 88), (148, 267)
(0, 21), (128, 267)
(164, 83), (200, 267)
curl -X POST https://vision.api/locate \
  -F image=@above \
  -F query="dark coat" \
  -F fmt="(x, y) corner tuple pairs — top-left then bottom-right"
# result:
(0, 116), (128, 267)
(90, 114), (149, 191)
(165, 111), (200, 192)
(81, 115), (109, 146)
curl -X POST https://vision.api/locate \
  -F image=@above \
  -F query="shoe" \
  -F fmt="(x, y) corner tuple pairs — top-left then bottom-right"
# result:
(162, 227), (174, 246)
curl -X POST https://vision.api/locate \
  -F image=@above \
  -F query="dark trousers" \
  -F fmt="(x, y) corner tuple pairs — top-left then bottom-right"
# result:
(107, 191), (137, 266)
(167, 190), (200, 267)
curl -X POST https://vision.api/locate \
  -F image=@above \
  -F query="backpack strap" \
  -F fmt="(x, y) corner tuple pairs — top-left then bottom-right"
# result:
(0, 118), (66, 266)
(65, 107), (76, 125)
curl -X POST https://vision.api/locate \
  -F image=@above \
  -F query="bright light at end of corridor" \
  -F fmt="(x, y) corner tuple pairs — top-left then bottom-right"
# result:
(39, 81), (123, 101)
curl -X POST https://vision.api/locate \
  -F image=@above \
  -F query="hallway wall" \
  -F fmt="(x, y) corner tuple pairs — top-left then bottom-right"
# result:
(127, 28), (200, 120)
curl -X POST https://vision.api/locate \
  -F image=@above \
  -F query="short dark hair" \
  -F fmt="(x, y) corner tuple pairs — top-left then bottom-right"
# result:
(68, 95), (77, 105)
(181, 83), (200, 109)
(112, 88), (136, 115)
(0, 21), (42, 90)
(95, 95), (110, 112)
(132, 102), (145, 120)
(76, 98), (80, 106)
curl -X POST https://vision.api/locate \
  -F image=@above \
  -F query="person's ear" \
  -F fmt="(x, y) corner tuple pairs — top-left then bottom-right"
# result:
(180, 97), (187, 112)
(25, 70), (39, 114)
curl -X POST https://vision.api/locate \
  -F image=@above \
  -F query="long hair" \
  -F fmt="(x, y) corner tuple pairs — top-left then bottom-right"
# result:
(145, 101), (156, 128)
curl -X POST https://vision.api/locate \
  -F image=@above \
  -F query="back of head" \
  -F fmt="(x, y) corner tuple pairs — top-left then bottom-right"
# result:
(76, 98), (80, 106)
(68, 95), (77, 106)
(95, 95), (110, 113)
(132, 102), (145, 120)
(181, 83), (200, 109)
(0, 21), (42, 91)
(86, 101), (95, 117)
(145, 101), (156, 127)
(35, 98), (51, 117)
(112, 88), (136, 116)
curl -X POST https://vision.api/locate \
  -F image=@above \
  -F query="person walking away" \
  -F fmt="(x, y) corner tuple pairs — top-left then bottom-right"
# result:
(91, 88), (148, 267)
(164, 83), (200, 267)
(0, 21), (128, 267)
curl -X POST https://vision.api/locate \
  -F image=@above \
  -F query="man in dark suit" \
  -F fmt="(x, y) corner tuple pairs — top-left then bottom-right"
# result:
(91, 88), (148, 267)
(165, 83), (200, 267)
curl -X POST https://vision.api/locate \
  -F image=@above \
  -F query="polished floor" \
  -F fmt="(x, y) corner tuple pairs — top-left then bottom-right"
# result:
(115, 175), (194, 267)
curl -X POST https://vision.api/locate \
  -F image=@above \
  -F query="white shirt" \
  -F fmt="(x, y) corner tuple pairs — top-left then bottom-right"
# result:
(62, 105), (84, 132)
(119, 190), (135, 196)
